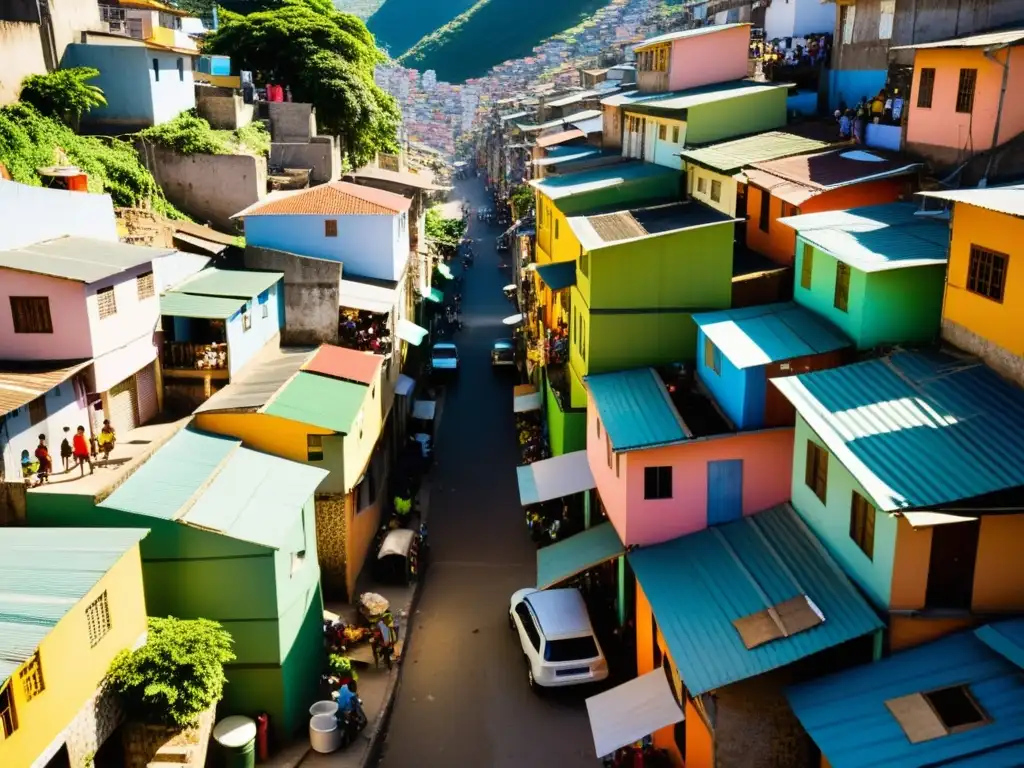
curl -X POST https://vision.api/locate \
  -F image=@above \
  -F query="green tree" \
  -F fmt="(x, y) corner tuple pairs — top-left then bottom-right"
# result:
(509, 184), (534, 219)
(205, 0), (400, 166)
(19, 68), (107, 129)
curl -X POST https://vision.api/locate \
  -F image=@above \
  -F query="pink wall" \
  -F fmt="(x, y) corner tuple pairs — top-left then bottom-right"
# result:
(0, 269), (91, 360)
(586, 402), (631, 544)
(669, 25), (751, 91)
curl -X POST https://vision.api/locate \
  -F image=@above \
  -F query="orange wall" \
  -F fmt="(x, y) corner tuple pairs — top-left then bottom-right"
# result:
(973, 514), (1024, 611)
(889, 515), (932, 611)
(889, 614), (976, 652)
(345, 491), (382, 596)
(685, 699), (715, 768)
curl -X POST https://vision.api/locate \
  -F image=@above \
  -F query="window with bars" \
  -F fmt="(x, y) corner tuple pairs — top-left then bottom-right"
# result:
(137, 271), (155, 300)
(956, 68), (977, 114)
(307, 434), (324, 461)
(28, 396), (46, 426)
(834, 262), (851, 312)
(10, 296), (53, 334)
(917, 68), (936, 108)
(805, 441), (829, 504)
(800, 243), (814, 289)
(0, 683), (15, 738)
(710, 180), (722, 203)
(19, 652), (44, 701)
(966, 245), (1008, 302)
(658, 124), (667, 141)
(850, 492), (876, 560)
(325, 219), (338, 237)
(86, 591), (111, 647)
(97, 287), (117, 319)
(704, 337), (721, 375)
(644, 466), (672, 500)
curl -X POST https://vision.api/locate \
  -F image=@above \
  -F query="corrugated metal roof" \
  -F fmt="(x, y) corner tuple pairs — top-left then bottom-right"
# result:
(193, 345), (314, 414)
(537, 521), (623, 589)
(517, 109), (602, 133)
(568, 201), (736, 251)
(536, 129), (587, 149)
(0, 236), (174, 283)
(679, 132), (832, 174)
(975, 619), (1024, 670)
(635, 22), (750, 50)
(171, 267), (282, 299)
(918, 183), (1024, 217)
(786, 628), (1024, 768)
(234, 181), (411, 218)
(600, 89), (648, 108)
(499, 110), (532, 122)
(546, 90), (600, 108)
(302, 345), (383, 386)
(160, 292), (244, 319)
(0, 360), (90, 416)
(771, 349), (1024, 512)
(530, 162), (679, 202)
(100, 428), (240, 520)
(749, 148), (921, 192)
(891, 27), (1024, 50)
(571, 116), (604, 136)
(693, 302), (851, 370)
(0, 528), (147, 681)
(626, 81), (789, 114)
(585, 368), (690, 452)
(629, 504), (883, 696)
(777, 203), (950, 272)
(263, 371), (368, 433)
(532, 149), (601, 167)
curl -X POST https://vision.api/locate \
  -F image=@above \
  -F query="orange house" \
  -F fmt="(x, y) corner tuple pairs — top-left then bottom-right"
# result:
(744, 148), (921, 266)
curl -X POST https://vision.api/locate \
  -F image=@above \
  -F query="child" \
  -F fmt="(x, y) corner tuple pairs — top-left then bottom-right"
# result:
(839, 110), (852, 140)
(34, 435), (51, 484)
(98, 419), (116, 460)
(60, 426), (73, 472)
(20, 450), (38, 481)
(73, 425), (93, 476)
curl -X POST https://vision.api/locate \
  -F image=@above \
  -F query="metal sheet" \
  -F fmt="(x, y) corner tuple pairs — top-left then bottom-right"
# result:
(535, 521), (622, 589)
(517, 450), (596, 506)
(585, 368), (688, 452)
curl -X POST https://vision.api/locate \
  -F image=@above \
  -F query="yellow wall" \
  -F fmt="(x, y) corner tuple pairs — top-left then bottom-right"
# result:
(0, 546), (147, 767)
(534, 192), (580, 334)
(687, 164), (739, 217)
(943, 203), (1024, 359)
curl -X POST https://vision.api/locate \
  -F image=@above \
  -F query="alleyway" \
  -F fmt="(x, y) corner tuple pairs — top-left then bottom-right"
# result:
(376, 178), (596, 767)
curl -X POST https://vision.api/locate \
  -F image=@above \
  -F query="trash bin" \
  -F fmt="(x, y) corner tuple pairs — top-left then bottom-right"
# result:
(213, 715), (257, 768)
(309, 701), (338, 718)
(309, 713), (342, 754)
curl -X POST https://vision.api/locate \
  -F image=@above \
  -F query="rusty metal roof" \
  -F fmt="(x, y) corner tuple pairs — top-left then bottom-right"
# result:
(0, 360), (91, 417)
(588, 211), (649, 242)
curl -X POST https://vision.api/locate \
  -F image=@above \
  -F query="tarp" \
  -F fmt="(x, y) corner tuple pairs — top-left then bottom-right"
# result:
(378, 528), (416, 559)
(513, 391), (543, 413)
(395, 374), (415, 397)
(536, 521), (622, 589)
(412, 400), (436, 420)
(396, 319), (429, 346)
(517, 450), (596, 506)
(586, 670), (685, 758)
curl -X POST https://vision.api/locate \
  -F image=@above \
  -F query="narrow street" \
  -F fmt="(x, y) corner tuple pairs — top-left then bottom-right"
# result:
(377, 178), (597, 767)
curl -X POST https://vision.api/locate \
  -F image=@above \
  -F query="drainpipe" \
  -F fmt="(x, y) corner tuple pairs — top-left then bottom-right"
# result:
(982, 44), (1011, 186)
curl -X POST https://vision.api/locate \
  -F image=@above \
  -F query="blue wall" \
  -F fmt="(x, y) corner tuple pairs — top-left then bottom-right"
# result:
(787, 90), (819, 117)
(829, 69), (887, 112)
(62, 44), (154, 126)
(225, 282), (282, 376)
(695, 329), (766, 430)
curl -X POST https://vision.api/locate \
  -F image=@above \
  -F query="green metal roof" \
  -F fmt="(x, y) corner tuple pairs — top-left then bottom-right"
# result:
(625, 81), (790, 115)
(171, 267), (283, 299)
(160, 292), (245, 319)
(628, 504), (883, 696)
(535, 261), (577, 291)
(679, 131), (832, 174)
(0, 528), (148, 681)
(263, 371), (368, 433)
(537, 522), (624, 589)
(529, 162), (680, 202)
(585, 368), (689, 452)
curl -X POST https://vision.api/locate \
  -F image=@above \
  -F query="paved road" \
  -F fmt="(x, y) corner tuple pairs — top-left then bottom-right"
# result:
(377, 178), (597, 767)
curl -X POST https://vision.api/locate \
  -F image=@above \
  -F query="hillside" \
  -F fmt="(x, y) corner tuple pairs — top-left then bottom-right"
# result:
(397, 0), (608, 82)
(367, 0), (478, 56)
(332, 0), (387, 18)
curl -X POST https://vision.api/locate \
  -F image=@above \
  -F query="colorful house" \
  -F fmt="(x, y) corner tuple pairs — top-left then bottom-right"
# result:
(693, 302), (851, 431)
(772, 349), (1024, 651)
(585, 367), (795, 547)
(894, 29), (1024, 170)
(743, 148), (921, 265)
(193, 344), (389, 599)
(0, 528), (148, 768)
(628, 503), (883, 767)
(633, 23), (752, 94)
(780, 203), (950, 351)
(787, 621), (1024, 768)
(918, 184), (1024, 388)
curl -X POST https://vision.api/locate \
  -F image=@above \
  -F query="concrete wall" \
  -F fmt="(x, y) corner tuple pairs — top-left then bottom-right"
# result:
(0, 179), (118, 250)
(244, 246), (340, 345)
(62, 44), (154, 128)
(267, 101), (316, 143)
(197, 92), (254, 131)
(270, 136), (340, 185)
(138, 144), (266, 230)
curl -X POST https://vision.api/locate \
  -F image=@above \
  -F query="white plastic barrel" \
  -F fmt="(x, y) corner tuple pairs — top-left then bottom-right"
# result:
(309, 713), (342, 754)
(309, 700), (339, 717)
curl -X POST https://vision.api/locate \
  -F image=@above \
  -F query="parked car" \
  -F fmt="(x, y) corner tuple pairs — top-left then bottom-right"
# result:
(430, 342), (459, 375)
(508, 587), (609, 689)
(491, 338), (515, 367)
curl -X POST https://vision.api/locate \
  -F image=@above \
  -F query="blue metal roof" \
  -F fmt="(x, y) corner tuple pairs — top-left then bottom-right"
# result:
(786, 628), (1024, 768)
(529, 162), (680, 202)
(535, 261), (577, 291)
(628, 504), (883, 696)
(585, 368), (689, 452)
(778, 203), (949, 272)
(771, 349), (1024, 512)
(975, 619), (1024, 671)
(536, 521), (624, 589)
(693, 302), (851, 370)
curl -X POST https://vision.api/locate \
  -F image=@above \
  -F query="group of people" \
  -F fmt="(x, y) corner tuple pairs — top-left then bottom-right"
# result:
(20, 421), (116, 486)
(753, 33), (832, 69)
(836, 88), (906, 143)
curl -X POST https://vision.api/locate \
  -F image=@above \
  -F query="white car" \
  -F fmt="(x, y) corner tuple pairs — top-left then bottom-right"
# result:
(430, 342), (459, 374)
(508, 587), (609, 689)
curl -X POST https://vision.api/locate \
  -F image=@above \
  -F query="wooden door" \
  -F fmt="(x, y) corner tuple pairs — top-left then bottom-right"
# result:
(925, 520), (980, 610)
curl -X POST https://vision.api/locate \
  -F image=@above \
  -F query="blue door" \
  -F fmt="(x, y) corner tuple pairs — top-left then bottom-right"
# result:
(707, 459), (744, 526)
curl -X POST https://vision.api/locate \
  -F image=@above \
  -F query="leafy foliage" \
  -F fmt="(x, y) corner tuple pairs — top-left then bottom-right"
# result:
(328, 654), (359, 680)
(509, 185), (534, 219)
(107, 617), (236, 728)
(205, 0), (400, 166)
(424, 207), (466, 249)
(138, 110), (271, 156)
(0, 103), (182, 217)
(366, 0), (476, 57)
(19, 67), (107, 128)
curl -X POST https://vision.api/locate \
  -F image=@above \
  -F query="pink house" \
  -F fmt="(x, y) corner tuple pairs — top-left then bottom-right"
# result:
(586, 367), (793, 547)
(634, 23), (752, 94)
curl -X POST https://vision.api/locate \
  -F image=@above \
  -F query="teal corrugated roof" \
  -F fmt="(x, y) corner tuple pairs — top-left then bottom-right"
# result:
(786, 628), (1024, 768)
(693, 302), (851, 369)
(0, 528), (147, 681)
(629, 504), (883, 696)
(182, 448), (327, 549)
(535, 261), (577, 291)
(171, 267), (282, 299)
(263, 371), (368, 433)
(975, 619), (1024, 670)
(529, 162), (680, 201)
(679, 131), (832, 174)
(772, 349), (1024, 512)
(100, 428), (240, 520)
(585, 368), (689, 452)
(160, 292), (244, 319)
(537, 522), (624, 589)
(778, 203), (950, 272)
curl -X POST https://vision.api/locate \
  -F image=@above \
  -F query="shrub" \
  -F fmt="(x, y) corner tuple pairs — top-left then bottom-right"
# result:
(19, 67), (107, 128)
(138, 110), (271, 156)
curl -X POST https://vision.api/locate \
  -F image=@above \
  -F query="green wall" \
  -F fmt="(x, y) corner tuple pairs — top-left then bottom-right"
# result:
(544, 372), (586, 456)
(556, 171), (682, 216)
(684, 88), (788, 144)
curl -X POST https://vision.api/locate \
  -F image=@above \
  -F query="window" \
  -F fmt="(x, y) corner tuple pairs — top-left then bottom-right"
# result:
(325, 219), (338, 237)
(917, 68), (936, 108)
(658, 124), (667, 141)
(606, 437), (613, 469)
(10, 296), (53, 334)
(878, 0), (895, 39)
(710, 179), (722, 203)
(19, 653), (44, 701)
(260, 291), (270, 318)
(703, 337), (720, 375)
(544, 636), (599, 662)
(596, 418), (601, 439)
(644, 466), (672, 500)
(555, 219), (559, 240)
(136, 271), (155, 300)
(291, 550), (307, 576)
(804, 441), (829, 504)
(514, 603), (541, 650)
(758, 187), (770, 233)
(671, 126), (679, 143)
(176, 57), (184, 81)
(800, 243), (813, 289)
(956, 68), (977, 114)
(152, 58), (160, 81)
(841, 4), (856, 44)
(966, 245), (1008, 302)
(0, 683), (15, 738)
(86, 591), (111, 647)
(580, 249), (589, 277)
(834, 262), (851, 312)
(28, 396), (46, 427)
(849, 492), (875, 560)
(615, 452), (620, 477)
(887, 685), (989, 744)
(242, 301), (252, 331)
(697, 177), (707, 194)
(307, 434), (324, 461)
(97, 287), (117, 319)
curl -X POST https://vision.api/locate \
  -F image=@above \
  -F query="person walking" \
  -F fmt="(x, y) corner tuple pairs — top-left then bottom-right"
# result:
(60, 426), (73, 473)
(98, 419), (116, 460)
(34, 435), (52, 484)
(73, 425), (93, 476)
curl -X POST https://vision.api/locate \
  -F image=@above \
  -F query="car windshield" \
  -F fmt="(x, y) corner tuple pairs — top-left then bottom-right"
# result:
(432, 347), (457, 359)
(543, 636), (599, 662)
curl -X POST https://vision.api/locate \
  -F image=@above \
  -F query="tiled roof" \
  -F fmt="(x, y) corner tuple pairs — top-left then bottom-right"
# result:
(263, 371), (368, 434)
(748, 148), (920, 194)
(585, 368), (689, 452)
(234, 181), (411, 218)
(634, 22), (750, 50)
(302, 345), (383, 386)
(679, 131), (832, 174)
(0, 360), (90, 417)
(536, 129), (586, 149)
(919, 183), (1024, 217)
(0, 236), (174, 283)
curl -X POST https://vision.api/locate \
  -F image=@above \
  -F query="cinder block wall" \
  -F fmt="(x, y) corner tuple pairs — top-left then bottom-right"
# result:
(244, 246), (341, 345)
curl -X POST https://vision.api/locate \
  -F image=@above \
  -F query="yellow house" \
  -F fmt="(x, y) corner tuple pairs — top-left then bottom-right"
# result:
(193, 344), (388, 599)
(0, 528), (148, 768)
(920, 185), (1024, 387)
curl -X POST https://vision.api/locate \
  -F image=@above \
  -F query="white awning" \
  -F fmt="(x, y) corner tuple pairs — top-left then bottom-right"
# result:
(339, 279), (396, 314)
(412, 399), (436, 420)
(396, 319), (429, 346)
(513, 391), (543, 413)
(395, 374), (415, 397)
(503, 313), (524, 326)
(572, 116), (604, 135)
(378, 528), (416, 559)
(437, 263), (454, 280)
(586, 670), (685, 758)
(516, 450), (595, 506)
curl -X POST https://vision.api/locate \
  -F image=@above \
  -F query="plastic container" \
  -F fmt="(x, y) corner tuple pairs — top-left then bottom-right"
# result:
(309, 700), (339, 718)
(310, 713), (342, 754)
(213, 715), (257, 768)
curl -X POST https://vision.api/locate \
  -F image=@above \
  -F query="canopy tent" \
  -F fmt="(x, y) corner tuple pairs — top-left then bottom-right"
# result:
(536, 521), (622, 589)
(395, 374), (415, 397)
(395, 319), (429, 346)
(503, 313), (525, 326)
(586, 670), (685, 758)
(418, 286), (444, 303)
(517, 450), (595, 506)
(514, 391), (543, 413)
(412, 400), (436, 420)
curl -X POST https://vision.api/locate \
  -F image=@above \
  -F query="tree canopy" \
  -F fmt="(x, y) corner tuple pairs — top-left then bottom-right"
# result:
(205, 0), (400, 166)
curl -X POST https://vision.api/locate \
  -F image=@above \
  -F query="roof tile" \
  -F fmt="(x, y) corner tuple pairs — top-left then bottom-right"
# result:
(302, 345), (383, 386)
(236, 181), (411, 218)
(749, 148), (920, 191)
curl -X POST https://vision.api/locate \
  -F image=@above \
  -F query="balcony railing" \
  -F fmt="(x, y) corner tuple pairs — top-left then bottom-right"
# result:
(162, 341), (228, 372)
